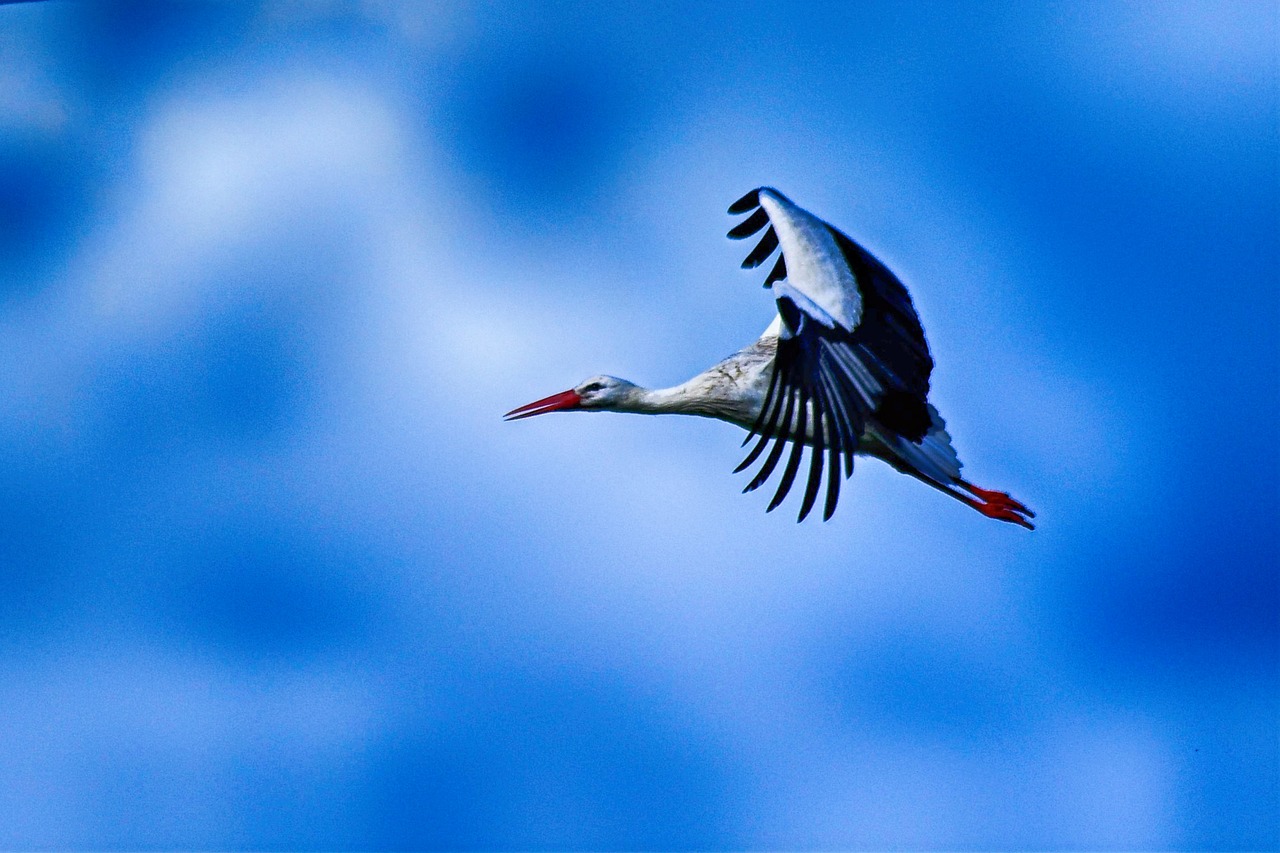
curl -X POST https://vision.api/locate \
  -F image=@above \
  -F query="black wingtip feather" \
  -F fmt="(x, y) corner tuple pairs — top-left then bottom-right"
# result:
(746, 389), (796, 492)
(734, 430), (771, 473)
(727, 189), (761, 214)
(798, 395), (827, 522)
(742, 227), (779, 269)
(744, 433), (786, 493)
(727, 208), (769, 240)
(767, 388), (808, 513)
(822, 441), (840, 521)
(764, 254), (787, 288)
(740, 378), (786, 483)
(811, 365), (853, 520)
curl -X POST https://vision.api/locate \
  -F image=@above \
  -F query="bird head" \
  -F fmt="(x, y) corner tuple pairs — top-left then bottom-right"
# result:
(504, 375), (638, 420)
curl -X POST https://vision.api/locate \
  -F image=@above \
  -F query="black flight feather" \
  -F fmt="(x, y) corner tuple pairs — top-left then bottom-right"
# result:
(798, 396), (826, 522)
(823, 434), (841, 521)
(741, 227), (779, 268)
(727, 188), (761, 214)
(728, 208), (769, 239)
(768, 388), (808, 512)
(735, 365), (783, 471)
(764, 254), (787, 288)
(745, 387), (796, 493)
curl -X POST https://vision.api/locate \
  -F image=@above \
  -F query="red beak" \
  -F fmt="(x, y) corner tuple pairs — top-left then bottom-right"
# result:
(504, 389), (583, 421)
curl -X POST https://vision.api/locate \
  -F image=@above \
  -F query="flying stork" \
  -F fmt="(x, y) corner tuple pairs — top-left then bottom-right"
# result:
(505, 187), (1034, 528)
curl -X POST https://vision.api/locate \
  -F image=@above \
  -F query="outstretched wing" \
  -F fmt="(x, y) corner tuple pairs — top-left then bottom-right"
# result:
(727, 187), (934, 522)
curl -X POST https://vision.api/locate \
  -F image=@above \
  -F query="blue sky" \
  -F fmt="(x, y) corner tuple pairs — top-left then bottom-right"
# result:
(0, 0), (1276, 847)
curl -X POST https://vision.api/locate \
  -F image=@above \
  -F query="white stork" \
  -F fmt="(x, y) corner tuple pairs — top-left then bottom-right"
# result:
(506, 187), (1034, 528)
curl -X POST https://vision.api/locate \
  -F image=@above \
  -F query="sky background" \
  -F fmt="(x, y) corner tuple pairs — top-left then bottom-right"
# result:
(0, 0), (1276, 848)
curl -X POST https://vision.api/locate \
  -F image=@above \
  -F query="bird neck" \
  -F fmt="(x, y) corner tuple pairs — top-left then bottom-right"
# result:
(620, 377), (750, 424)
(617, 384), (693, 415)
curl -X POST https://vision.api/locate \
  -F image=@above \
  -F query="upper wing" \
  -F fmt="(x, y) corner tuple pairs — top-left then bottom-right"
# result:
(727, 187), (934, 521)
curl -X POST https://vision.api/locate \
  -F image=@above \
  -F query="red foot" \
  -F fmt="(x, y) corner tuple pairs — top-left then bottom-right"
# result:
(957, 481), (1035, 530)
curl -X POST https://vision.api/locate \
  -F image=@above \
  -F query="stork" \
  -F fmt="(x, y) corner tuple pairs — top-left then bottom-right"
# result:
(506, 188), (1034, 528)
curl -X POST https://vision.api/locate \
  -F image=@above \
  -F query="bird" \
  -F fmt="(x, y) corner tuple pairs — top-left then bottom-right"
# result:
(505, 187), (1034, 529)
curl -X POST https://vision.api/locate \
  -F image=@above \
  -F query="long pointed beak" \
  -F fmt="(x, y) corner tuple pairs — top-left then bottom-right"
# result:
(504, 389), (583, 421)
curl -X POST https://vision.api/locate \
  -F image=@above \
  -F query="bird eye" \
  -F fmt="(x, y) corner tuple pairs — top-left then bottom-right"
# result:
(581, 382), (604, 394)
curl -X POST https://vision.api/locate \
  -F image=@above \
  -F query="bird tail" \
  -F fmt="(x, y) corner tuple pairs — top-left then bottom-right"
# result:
(875, 406), (1035, 529)
(878, 404), (963, 487)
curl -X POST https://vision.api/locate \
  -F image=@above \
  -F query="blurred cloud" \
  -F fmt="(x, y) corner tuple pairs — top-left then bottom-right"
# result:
(441, 48), (639, 214)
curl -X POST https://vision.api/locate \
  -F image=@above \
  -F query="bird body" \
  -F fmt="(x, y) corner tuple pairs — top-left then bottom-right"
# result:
(507, 188), (1034, 529)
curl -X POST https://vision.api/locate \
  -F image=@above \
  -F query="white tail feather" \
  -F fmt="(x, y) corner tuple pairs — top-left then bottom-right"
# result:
(874, 404), (963, 486)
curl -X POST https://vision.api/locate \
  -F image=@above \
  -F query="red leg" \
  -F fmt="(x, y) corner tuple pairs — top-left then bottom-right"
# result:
(955, 480), (1036, 530)
(959, 481), (1035, 517)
